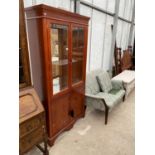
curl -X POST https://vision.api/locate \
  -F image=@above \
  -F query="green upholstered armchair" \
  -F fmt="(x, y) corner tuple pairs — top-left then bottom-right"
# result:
(85, 69), (125, 124)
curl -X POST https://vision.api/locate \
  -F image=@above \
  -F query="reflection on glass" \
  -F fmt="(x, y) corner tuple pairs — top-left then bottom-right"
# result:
(51, 24), (69, 94)
(72, 27), (84, 84)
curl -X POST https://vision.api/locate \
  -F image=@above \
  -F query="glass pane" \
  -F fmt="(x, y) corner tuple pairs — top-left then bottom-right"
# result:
(72, 27), (84, 84)
(51, 24), (69, 94)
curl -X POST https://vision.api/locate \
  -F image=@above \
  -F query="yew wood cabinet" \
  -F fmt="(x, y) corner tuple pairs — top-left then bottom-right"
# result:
(25, 4), (89, 146)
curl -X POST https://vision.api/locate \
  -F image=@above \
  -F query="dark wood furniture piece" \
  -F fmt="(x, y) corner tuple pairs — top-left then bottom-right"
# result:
(114, 47), (122, 75)
(19, 87), (48, 155)
(132, 40), (135, 70)
(121, 48), (133, 71)
(111, 25), (122, 76)
(25, 4), (89, 146)
(19, 1), (49, 154)
(19, 0), (31, 88)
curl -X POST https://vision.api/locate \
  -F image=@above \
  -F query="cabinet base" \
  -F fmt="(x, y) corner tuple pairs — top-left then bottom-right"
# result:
(47, 121), (74, 146)
(47, 114), (85, 146)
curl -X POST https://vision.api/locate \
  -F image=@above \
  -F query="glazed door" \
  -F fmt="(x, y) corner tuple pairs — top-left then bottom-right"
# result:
(71, 26), (85, 85)
(71, 25), (86, 118)
(49, 21), (71, 134)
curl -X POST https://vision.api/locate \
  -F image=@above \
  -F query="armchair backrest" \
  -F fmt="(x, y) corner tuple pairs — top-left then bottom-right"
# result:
(86, 69), (107, 95)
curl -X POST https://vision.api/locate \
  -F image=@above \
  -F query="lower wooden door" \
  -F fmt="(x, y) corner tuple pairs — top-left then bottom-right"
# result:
(70, 85), (85, 118)
(51, 94), (71, 135)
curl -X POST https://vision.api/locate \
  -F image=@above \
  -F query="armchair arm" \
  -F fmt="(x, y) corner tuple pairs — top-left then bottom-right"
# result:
(111, 79), (124, 90)
(85, 93), (108, 109)
(85, 93), (103, 100)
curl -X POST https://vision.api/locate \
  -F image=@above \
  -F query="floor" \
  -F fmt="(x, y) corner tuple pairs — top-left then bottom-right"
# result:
(26, 90), (135, 155)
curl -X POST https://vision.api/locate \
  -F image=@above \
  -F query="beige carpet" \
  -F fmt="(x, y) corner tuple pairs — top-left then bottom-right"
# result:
(26, 90), (135, 155)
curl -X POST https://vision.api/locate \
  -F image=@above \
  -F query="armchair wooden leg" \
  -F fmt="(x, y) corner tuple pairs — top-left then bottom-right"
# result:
(123, 94), (125, 102)
(101, 99), (109, 125)
(105, 107), (109, 125)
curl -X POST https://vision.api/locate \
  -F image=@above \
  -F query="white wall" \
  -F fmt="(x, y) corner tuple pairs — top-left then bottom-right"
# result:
(24, 0), (135, 73)
(80, 0), (134, 72)
(80, 4), (92, 72)
(117, 0), (134, 53)
(89, 10), (106, 70)
(102, 15), (113, 70)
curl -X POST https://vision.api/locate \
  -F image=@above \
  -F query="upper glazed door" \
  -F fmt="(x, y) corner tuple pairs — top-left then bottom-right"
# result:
(71, 26), (85, 85)
(49, 22), (70, 95)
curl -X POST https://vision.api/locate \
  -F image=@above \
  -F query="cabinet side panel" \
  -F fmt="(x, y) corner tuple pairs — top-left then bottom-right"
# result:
(26, 18), (44, 101)
(26, 18), (52, 137)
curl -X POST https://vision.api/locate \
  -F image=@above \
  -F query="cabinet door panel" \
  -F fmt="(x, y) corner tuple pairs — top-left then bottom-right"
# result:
(51, 95), (70, 135)
(72, 27), (85, 84)
(71, 86), (85, 118)
(50, 24), (69, 94)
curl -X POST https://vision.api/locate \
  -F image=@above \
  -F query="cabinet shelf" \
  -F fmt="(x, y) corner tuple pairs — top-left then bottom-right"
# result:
(52, 59), (68, 66)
